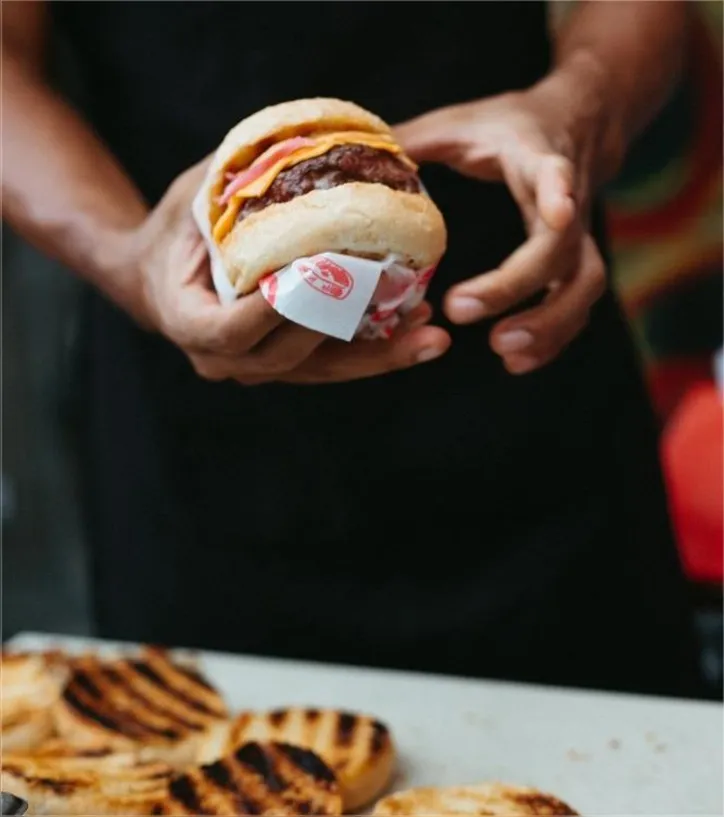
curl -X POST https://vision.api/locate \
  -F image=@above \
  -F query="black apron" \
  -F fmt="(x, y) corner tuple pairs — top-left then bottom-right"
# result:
(52, 1), (702, 697)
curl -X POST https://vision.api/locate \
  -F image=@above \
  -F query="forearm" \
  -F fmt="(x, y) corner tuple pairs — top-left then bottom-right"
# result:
(537, 0), (688, 181)
(2, 51), (150, 321)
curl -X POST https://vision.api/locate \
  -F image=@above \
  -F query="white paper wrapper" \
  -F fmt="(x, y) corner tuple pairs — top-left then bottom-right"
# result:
(192, 185), (436, 342)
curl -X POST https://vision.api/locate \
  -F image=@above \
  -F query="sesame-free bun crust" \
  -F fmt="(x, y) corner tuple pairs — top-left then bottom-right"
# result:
(372, 783), (579, 816)
(220, 183), (447, 294)
(212, 98), (391, 177)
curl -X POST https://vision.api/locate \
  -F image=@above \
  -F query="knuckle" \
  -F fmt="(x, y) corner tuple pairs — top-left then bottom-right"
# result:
(545, 152), (574, 179)
(484, 279), (520, 312)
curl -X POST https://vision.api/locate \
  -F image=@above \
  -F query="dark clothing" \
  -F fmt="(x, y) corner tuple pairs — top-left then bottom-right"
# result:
(52, 1), (701, 697)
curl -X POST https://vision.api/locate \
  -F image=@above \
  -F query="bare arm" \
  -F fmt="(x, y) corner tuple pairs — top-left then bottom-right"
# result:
(2, 0), (149, 321)
(394, 0), (689, 372)
(545, 0), (689, 180)
(1, 1), (450, 382)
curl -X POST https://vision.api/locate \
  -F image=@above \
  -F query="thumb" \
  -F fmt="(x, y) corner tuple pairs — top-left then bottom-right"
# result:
(533, 154), (577, 232)
(394, 108), (464, 165)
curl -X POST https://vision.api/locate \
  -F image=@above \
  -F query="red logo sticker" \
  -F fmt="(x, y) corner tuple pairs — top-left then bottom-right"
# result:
(298, 257), (354, 300)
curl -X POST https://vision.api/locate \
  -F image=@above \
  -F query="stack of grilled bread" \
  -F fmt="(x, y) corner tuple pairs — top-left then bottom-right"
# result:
(1, 647), (579, 816)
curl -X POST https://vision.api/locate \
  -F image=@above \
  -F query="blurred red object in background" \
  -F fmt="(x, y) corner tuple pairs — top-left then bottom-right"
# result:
(662, 380), (723, 585)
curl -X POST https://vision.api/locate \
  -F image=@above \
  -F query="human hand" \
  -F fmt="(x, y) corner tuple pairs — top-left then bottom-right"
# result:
(127, 161), (451, 385)
(395, 71), (622, 374)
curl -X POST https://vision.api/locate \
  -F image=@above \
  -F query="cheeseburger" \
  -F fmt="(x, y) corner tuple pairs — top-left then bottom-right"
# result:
(199, 98), (447, 296)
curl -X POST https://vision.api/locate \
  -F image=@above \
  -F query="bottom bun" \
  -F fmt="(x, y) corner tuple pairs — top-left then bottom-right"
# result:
(220, 183), (447, 294)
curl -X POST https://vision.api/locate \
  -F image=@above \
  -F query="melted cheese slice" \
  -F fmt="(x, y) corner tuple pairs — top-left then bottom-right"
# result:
(212, 131), (414, 243)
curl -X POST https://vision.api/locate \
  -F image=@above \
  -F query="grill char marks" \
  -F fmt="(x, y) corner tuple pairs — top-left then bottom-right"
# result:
(370, 720), (389, 755)
(335, 713), (356, 747)
(511, 791), (578, 815)
(275, 742), (337, 786)
(56, 649), (227, 752)
(168, 775), (206, 815)
(0, 751), (175, 815)
(158, 741), (342, 816)
(213, 707), (395, 811)
(1, 765), (79, 796)
(371, 784), (581, 817)
(235, 742), (286, 793)
(237, 143), (421, 223)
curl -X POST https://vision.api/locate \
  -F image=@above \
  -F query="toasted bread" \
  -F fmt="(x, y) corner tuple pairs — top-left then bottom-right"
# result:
(155, 741), (342, 815)
(372, 784), (579, 816)
(2, 651), (68, 751)
(0, 750), (174, 815)
(16, 740), (149, 771)
(200, 708), (394, 812)
(52, 648), (228, 766)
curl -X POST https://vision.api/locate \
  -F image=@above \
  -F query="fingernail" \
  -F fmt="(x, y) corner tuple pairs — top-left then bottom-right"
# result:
(416, 346), (444, 364)
(506, 355), (538, 374)
(496, 329), (533, 353)
(449, 296), (486, 323)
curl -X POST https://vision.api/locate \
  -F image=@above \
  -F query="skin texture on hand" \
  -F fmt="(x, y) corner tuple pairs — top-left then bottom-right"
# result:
(395, 87), (608, 375)
(2, 0), (685, 385)
(2, 0), (450, 387)
(129, 161), (451, 385)
(394, 0), (687, 375)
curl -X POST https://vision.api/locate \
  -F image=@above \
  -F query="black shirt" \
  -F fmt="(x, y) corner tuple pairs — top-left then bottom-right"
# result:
(52, 1), (701, 696)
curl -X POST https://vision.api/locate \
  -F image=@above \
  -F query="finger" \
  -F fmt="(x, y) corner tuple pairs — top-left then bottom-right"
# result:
(283, 322), (451, 384)
(243, 322), (328, 376)
(188, 303), (437, 385)
(489, 236), (607, 373)
(395, 301), (434, 331)
(177, 269), (285, 354)
(393, 108), (464, 165)
(444, 226), (581, 324)
(532, 154), (576, 231)
(187, 351), (232, 383)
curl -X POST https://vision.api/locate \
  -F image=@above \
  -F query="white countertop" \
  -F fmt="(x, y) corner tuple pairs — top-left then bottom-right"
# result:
(7, 632), (723, 816)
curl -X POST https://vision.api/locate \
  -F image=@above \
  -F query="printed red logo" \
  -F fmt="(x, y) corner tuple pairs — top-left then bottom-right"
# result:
(298, 257), (354, 300)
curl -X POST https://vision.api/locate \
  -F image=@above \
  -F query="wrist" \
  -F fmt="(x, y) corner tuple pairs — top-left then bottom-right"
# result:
(529, 51), (627, 186)
(92, 223), (156, 331)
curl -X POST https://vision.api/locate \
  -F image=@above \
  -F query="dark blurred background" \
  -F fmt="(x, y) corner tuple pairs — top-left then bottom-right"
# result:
(2, 1), (722, 699)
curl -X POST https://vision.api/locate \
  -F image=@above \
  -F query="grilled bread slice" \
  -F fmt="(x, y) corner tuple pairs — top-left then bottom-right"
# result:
(1, 651), (68, 751)
(372, 784), (579, 816)
(154, 741), (343, 815)
(52, 647), (228, 766)
(199, 708), (394, 812)
(0, 751), (174, 815)
(15, 741), (150, 772)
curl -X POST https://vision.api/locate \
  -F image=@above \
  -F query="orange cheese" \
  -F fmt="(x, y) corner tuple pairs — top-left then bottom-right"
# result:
(212, 131), (415, 243)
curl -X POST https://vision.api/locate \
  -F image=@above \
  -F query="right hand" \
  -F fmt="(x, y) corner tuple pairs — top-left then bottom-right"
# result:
(129, 161), (451, 385)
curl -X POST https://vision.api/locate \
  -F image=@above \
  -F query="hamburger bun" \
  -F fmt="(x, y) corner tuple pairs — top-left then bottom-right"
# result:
(199, 97), (447, 295)
(372, 783), (579, 816)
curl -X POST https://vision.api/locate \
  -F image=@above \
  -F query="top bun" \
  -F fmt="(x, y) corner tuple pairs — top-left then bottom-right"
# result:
(198, 98), (447, 294)
(211, 98), (391, 179)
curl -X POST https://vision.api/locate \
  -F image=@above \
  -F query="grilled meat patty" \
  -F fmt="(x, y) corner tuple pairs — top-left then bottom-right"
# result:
(237, 144), (421, 222)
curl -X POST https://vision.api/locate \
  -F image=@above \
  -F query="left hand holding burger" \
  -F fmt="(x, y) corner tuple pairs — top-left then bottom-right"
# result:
(396, 69), (621, 375)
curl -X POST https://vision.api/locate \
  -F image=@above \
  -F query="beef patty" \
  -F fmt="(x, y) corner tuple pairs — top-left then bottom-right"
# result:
(237, 144), (421, 222)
